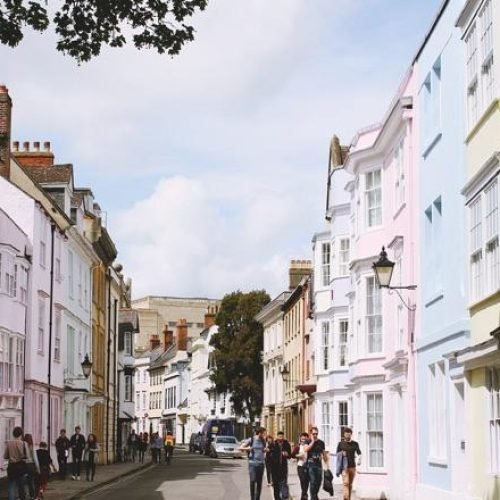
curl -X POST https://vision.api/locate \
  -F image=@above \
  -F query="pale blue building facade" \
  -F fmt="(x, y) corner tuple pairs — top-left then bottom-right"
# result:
(415, 1), (471, 499)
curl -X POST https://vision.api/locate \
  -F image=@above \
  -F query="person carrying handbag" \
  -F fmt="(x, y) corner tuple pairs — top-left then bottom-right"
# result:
(23, 434), (40, 500)
(3, 426), (28, 500)
(269, 431), (291, 500)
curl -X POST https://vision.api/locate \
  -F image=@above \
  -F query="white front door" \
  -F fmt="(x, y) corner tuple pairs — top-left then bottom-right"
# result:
(452, 382), (467, 497)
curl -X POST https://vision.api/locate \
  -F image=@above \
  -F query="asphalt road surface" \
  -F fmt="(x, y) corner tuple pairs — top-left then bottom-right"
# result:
(83, 448), (275, 500)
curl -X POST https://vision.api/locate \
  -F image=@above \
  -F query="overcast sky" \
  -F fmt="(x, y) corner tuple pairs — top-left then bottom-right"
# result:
(1, 0), (441, 300)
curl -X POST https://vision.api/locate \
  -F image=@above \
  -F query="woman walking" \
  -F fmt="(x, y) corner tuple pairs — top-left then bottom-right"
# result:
(36, 441), (55, 499)
(85, 434), (99, 481)
(264, 435), (274, 487)
(24, 433), (40, 500)
(139, 433), (148, 464)
(4, 426), (28, 500)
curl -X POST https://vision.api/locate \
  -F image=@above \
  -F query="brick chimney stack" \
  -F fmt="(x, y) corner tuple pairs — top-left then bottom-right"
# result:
(150, 335), (161, 351)
(175, 318), (188, 351)
(162, 325), (174, 351)
(289, 259), (313, 289)
(204, 306), (217, 328)
(0, 85), (12, 178)
(13, 140), (54, 168)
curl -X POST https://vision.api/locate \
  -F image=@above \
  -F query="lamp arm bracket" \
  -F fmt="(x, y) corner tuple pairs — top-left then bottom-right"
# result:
(388, 285), (417, 290)
(388, 288), (417, 311)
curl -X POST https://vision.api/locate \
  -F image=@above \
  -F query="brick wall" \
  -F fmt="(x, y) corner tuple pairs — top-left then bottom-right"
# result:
(0, 85), (12, 178)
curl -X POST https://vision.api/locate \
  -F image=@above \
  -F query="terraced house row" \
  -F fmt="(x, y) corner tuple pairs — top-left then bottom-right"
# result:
(0, 86), (136, 470)
(259, 1), (500, 499)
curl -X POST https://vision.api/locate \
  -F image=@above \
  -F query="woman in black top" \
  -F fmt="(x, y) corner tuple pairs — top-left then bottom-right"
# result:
(264, 435), (274, 486)
(36, 441), (54, 499)
(85, 434), (99, 481)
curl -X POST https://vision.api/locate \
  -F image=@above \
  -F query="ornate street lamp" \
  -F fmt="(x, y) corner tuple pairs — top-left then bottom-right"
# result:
(372, 246), (417, 311)
(81, 354), (93, 378)
(280, 366), (290, 383)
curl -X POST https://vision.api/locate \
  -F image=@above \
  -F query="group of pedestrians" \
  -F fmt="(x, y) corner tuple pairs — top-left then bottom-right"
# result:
(241, 426), (361, 500)
(126, 429), (175, 465)
(3, 425), (100, 500)
(55, 426), (100, 482)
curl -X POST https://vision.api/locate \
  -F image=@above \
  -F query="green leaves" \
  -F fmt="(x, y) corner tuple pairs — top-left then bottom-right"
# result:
(0, 0), (208, 63)
(209, 290), (271, 422)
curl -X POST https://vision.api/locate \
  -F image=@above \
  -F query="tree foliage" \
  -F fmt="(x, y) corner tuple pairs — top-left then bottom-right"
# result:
(0, 0), (208, 63)
(210, 290), (270, 423)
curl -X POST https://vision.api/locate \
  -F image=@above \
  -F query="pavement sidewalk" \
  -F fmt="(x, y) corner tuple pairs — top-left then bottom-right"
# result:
(0, 460), (153, 500)
(286, 465), (360, 500)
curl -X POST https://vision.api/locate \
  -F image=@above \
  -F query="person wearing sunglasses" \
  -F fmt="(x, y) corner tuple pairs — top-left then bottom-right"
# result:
(303, 427), (329, 500)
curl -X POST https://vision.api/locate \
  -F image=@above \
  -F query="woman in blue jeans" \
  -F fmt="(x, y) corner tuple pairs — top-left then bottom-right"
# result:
(303, 427), (329, 500)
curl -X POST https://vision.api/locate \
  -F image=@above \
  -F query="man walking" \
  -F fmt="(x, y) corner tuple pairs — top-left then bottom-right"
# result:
(3, 426), (27, 500)
(336, 427), (362, 500)
(269, 431), (291, 500)
(55, 429), (70, 480)
(240, 427), (267, 500)
(70, 426), (86, 480)
(304, 427), (329, 500)
(127, 429), (138, 463)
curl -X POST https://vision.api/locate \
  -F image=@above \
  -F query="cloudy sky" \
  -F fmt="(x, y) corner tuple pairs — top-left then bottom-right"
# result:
(1, 0), (441, 299)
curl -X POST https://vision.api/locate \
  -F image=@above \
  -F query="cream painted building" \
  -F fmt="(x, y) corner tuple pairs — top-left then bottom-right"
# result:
(456, 1), (500, 498)
(132, 296), (220, 353)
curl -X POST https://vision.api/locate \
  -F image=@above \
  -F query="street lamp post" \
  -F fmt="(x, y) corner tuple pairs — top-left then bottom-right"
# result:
(372, 246), (417, 310)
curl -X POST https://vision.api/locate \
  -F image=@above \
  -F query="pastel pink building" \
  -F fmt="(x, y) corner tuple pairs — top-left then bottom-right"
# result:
(0, 207), (31, 475)
(342, 69), (419, 499)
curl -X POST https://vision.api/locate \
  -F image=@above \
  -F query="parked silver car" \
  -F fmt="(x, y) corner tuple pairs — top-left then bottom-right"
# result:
(209, 436), (242, 459)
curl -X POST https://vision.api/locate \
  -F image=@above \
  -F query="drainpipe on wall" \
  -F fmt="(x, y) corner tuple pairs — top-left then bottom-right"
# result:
(47, 222), (56, 447)
(21, 253), (31, 430)
(105, 268), (112, 463)
(113, 298), (118, 462)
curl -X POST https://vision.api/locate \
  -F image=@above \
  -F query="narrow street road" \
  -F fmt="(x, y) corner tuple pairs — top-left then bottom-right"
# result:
(82, 448), (349, 500)
(84, 448), (266, 500)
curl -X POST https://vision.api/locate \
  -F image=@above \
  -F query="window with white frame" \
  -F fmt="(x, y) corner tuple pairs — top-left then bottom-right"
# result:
(466, 0), (495, 128)
(321, 401), (331, 447)
(135, 392), (140, 411)
(469, 181), (500, 302)
(321, 322), (330, 371)
(55, 235), (62, 282)
(428, 361), (447, 461)
(466, 25), (479, 127)
(338, 401), (349, 438)
(7, 337), (13, 391)
(366, 277), (382, 353)
(0, 333), (6, 391)
(54, 310), (61, 362)
(68, 250), (74, 299)
(421, 57), (442, 147)
(487, 367), (500, 473)
(394, 138), (405, 208)
(366, 170), (382, 227)
(142, 391), (147, 410)
(485, 181), (499, 294)
(321, 243), (331, 286)
(38, 298), (45, 354)
(4, 254), (15, 298)
(367, 393), (384, 468)
(338, 320), (349, 367)
(124, 375), (132, 401)
(16, 338), (23, 392)
(425, 197), (443, 294)
(124, 331), (132, 356)
(480, 0), (494, 108)
(78, 262), (82, 305)
(67, 325), (75, 376)
(339, 239), (350, 276)
(19, 266), (27, 304)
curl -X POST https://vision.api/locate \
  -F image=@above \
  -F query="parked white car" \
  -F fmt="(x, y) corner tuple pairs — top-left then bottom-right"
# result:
(209, 436), (242, 459)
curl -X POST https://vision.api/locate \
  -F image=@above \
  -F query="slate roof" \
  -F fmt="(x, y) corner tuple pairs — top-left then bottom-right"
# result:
(23, 164), (74, 185)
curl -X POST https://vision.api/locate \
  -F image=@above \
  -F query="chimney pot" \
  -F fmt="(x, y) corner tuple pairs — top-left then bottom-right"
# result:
(23, 141), (29, 152)
(33, 141), (40, 152)
(43, 141), (50, 152)
(12, 141), (19, 152)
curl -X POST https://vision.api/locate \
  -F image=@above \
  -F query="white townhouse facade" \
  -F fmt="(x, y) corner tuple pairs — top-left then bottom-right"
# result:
(0, 208), (31, 476)
(313, 136), (352, 455)
(133, 352), (150, 435)
(0, 162), (71, 452)
(163, 358), (190, 443)
(257, 292), (288, 437)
